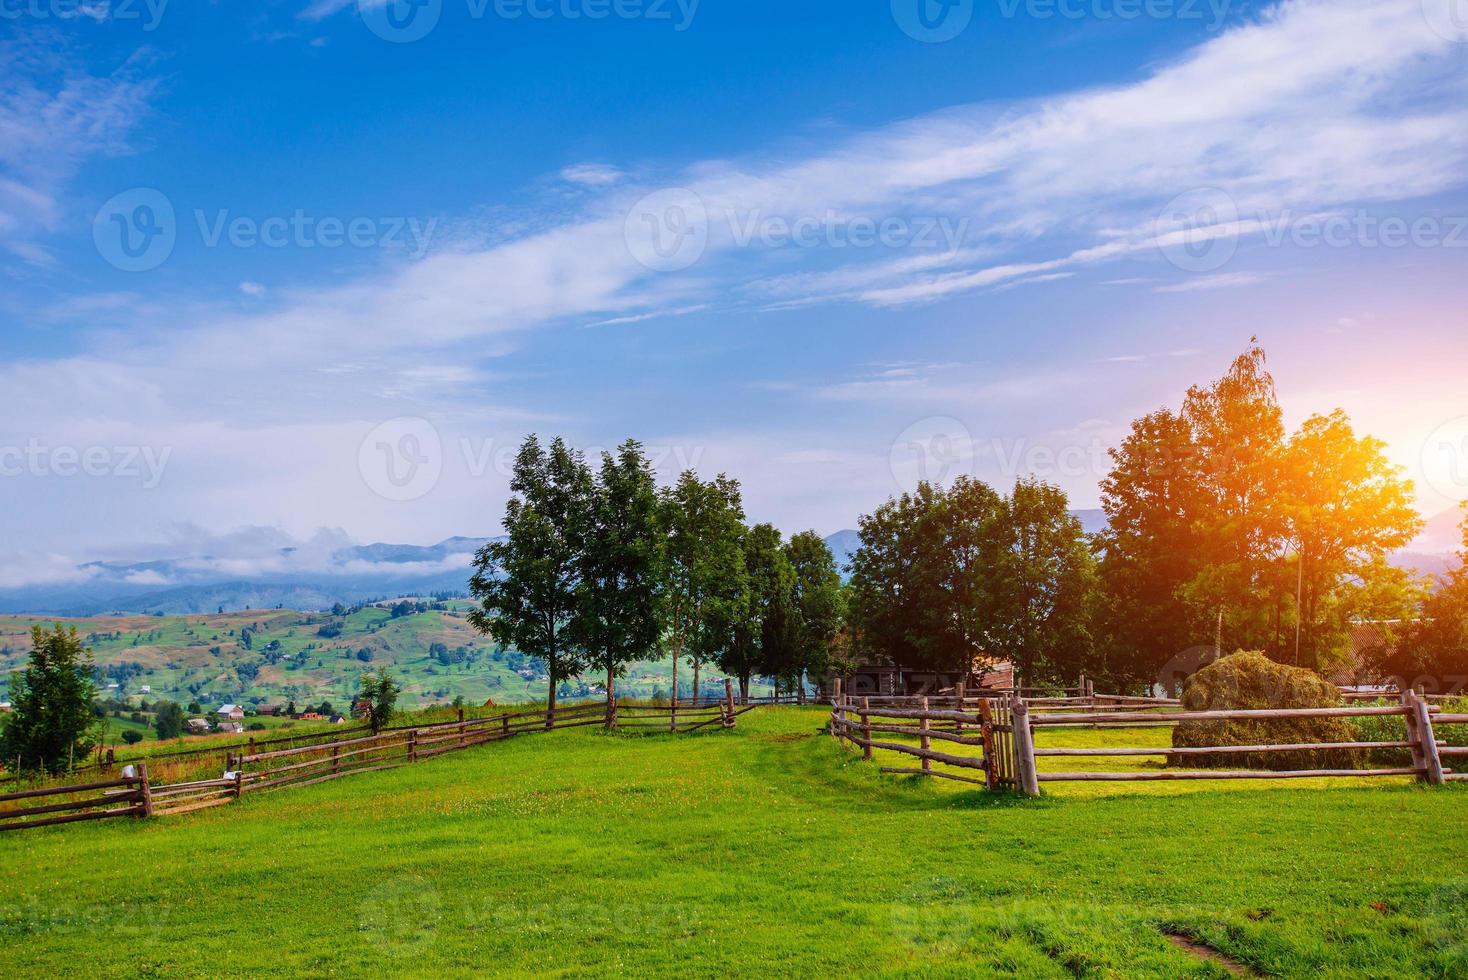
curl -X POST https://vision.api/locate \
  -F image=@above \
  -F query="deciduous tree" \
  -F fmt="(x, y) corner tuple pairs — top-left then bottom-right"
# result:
(785, 530), (845, 701)
(469, 435), (594, 724)
(579, 440), (664, 700)
(659, 472), (747, 702)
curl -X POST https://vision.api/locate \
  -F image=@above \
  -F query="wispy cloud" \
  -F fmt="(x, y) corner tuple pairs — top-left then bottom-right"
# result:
(1154, 271), (1269, 293)
(0, 37), (156, 263)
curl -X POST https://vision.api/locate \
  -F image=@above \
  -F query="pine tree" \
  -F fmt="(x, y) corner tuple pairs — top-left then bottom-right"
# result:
(1, 626), (98, 774)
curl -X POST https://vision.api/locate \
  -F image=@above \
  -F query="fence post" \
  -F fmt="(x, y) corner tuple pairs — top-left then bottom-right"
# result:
(458, 708), (467, 746)
(1402, 689), (1428, 777)
(408, 728), (418, 764)
(978, 698), (997, 791)
(830, 679), (843, 738)
(670, 695), (678, 734)
(104, 748), (114, 773)
(502, 713), (510, 738)
(137, 762), (153, 818)
(724, 678), (736, 729)
(1011, 701), (1040, 797)
(861, 697), (873, 761)
(332, 742), (341, 775)
(1411, 692), (1445, 785)
(919, 696), (932, 774)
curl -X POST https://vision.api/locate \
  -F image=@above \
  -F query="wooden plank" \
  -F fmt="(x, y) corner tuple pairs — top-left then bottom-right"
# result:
(1038, 768), (1421, 782)
(1011, 702), (1040, 797)
(0, 791), (141, 820)
(863, 738), (987, 771)
(154, 795), (236, 816)
(856, 706), (985, 724)
(1034, 741), (1416, 757)
(244, 729), (407, 763)
(0, 805), (141, 832)
(1030, 706), (1410, 726)
(860, 722), (988, 747)
(0, 777), (136, 803)
(880, 766), (987, 786)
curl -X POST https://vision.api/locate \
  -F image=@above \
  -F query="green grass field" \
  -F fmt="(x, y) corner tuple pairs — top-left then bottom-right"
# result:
(4, 707), (1466, 977)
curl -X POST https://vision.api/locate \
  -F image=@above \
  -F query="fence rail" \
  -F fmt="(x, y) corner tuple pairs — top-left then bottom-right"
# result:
(0, 765), (152, 832)
(830, 684), (1463, 796)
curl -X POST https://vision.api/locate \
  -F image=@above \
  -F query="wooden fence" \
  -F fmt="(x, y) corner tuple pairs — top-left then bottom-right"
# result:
(0, 690), (742, 833)
(0, 765), (152, 832)
(830, 683), (1464, 796)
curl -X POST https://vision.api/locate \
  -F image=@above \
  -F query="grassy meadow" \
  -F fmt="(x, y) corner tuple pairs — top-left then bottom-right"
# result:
(4, 707), (1466, 977)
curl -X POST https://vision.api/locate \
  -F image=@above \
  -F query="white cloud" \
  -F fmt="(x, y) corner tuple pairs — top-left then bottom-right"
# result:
(559, 163), (626, 188)
(238, 281), (267, 297)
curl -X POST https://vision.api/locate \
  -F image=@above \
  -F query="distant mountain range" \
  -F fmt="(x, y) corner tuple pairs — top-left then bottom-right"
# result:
(3, 508), (1457, 617)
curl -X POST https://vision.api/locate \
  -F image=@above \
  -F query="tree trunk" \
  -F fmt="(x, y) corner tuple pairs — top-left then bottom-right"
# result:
(797, 672), (807, 704)
(739, 674), (750, 705)
(692, 657), (701, 706)
(546, 670), (557, 730)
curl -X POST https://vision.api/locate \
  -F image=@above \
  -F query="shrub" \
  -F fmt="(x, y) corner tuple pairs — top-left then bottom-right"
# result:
(1349, 696), (1468, 766)
(1171, 651), (1363, 770)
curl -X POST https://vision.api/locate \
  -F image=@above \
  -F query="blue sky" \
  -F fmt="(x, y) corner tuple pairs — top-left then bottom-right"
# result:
(3, 0), (1468, 584)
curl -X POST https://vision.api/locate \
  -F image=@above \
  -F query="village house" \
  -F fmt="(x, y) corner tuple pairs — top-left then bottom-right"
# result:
(186, 718), (211, 733)
(216, 704), (245, 721)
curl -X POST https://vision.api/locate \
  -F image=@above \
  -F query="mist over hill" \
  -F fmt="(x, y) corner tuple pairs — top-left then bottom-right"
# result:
(2, 507), (1457, 616)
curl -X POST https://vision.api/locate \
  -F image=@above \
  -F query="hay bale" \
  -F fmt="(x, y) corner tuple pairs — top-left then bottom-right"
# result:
(1171, 651), (1363, 770)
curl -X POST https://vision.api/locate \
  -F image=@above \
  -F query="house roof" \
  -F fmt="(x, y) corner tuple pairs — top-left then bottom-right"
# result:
(217, 704), (240, 713)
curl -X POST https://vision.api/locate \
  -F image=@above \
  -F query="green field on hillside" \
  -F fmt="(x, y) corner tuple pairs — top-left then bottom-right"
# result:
(4, 708), (1465, 977)
(0, 603), (764, 713)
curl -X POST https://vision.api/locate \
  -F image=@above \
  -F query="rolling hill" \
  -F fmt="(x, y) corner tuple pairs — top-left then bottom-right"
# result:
(0, 601), (742, 711)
